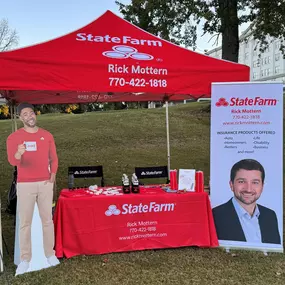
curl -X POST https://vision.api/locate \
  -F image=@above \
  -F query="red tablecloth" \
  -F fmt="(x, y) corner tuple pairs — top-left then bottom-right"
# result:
(54, 187), (218, 258)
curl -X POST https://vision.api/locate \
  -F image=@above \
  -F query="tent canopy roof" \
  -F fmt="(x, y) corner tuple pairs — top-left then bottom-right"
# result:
(0, 10), (249, 104)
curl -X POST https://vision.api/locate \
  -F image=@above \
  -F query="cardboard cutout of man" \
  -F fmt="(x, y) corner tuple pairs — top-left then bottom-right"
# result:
(6, 103), (60, 276)
(212, 159), (281, 244)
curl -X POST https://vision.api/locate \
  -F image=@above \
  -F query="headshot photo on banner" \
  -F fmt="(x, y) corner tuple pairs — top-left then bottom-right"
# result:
(210, 82), (283, 252)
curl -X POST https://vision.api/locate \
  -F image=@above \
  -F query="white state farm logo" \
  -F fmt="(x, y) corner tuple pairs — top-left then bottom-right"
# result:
(105, 205), (121, 216)
(141, 171), (163, 175)
(102, 45), (153, 60)
(76, 33), (162, 47)
(105, 202), (175, 216)
(74, 170), (98, 175)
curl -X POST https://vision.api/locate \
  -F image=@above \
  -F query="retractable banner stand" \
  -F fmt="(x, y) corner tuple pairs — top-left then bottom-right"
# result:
(210, 82), (283, 253)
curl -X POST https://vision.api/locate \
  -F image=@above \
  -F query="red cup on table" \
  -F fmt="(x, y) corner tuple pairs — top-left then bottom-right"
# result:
(170, 169), (178, 190)
(195, 171), (200, 192)
(195, 171), (204, 192)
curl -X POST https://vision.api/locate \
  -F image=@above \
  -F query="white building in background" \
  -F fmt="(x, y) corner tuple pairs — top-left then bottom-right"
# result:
(206, 26), (285, 84)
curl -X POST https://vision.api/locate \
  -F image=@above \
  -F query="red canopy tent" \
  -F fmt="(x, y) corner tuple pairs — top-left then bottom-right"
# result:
(0, 10), (250, 173)
(0, 10), (249, 104)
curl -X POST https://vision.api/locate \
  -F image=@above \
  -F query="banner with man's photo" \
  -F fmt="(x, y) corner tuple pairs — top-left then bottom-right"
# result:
(210, 82), (283, 252)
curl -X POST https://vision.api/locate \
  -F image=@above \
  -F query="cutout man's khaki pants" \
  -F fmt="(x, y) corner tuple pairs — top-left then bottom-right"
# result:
(17, 181), (55, 262)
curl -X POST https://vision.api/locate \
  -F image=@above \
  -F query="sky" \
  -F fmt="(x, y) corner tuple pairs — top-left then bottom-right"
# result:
(1, 0), (226, 53)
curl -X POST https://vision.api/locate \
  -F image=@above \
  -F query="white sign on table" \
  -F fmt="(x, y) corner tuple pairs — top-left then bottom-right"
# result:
(178, 169), (196, 192)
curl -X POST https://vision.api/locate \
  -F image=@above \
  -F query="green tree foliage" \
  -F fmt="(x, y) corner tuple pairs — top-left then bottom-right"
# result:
(116, 0), (285, 62)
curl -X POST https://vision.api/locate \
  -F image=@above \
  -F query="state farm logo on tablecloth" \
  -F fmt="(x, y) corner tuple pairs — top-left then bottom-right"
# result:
(105, 205), (121, 216)
(102, 45), (154, 61)
(105, 202), (175, 216)
(215, 96), (277, 107)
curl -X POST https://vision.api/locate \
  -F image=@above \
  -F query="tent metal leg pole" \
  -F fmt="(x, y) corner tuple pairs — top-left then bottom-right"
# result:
(166, 101), (170, 179)
(13, 105), (17, 131)
(10, 105), (14, 133)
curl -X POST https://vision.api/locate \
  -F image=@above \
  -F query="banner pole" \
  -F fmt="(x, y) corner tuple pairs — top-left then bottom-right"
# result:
(166, 101), (170, 179)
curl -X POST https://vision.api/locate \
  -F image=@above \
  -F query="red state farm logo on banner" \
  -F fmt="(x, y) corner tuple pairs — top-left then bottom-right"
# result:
(215, 97), (229, 107)
(215, 96), (278, 107)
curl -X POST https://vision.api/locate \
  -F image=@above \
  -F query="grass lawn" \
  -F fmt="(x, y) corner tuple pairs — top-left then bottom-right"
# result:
(0, 103), (284, 285)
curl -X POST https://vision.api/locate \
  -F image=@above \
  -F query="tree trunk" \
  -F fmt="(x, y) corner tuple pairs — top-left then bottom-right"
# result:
(219, 0), (239, 63)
